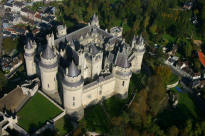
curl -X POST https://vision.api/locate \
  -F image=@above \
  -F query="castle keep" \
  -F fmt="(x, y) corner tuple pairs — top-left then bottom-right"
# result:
(24, 14), (145, 120)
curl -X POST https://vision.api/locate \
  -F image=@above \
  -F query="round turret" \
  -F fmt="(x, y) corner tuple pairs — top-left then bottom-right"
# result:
(24, 38), (37, 76)
(39, 45), (58, 94)
(113, 52), (132, 99)
(131, 34), (145, 73)
(62, 61), (84, 120)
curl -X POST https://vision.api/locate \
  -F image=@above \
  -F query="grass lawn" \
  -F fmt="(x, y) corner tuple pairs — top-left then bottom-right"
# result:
(55, 116), (73, 136)
(17, 92), (62, 133)
(168, 74), (179, 85)
(171, 87), (198, 118)
(157, 86), (198, 129)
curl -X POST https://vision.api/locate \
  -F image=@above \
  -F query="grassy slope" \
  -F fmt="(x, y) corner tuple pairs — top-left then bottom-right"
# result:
(17, 93), (62, 133)
(172, 87), (197, 118)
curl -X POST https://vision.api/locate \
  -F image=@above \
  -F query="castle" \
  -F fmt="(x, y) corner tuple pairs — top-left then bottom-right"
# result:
(24, 14), (145, 120)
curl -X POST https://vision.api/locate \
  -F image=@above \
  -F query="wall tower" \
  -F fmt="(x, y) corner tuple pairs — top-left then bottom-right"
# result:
(131, 34), (145, 73)
(62, 61), (84, 120)
(39, 45), (58, 93)
(113, 52), (132, 99)
(24, 38), (37, 76)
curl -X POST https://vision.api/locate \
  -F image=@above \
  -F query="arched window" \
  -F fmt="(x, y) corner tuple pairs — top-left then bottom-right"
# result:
(122, 81), (125, 86)
(48, 84), (49, 88)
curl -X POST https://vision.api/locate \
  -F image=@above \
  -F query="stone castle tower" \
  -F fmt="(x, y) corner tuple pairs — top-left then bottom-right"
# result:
(131, 35), (145, 73)
(113, 52), (132, 99)
(24, 14), (145, 120)
(39, 45), (58, 94)
(24, 38), (37, 76)
(62, 61), (84, 120)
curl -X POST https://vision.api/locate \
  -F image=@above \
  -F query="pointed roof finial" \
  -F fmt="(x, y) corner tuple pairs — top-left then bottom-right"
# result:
(25, 38), (33, 49)
(70, 40), (75, 49)
(42, 45), (55, 59)
(133, 34), (136, 40)
(93, 13), (98, 20)
(137, 34), (144, 45)
(67, 60), (80, 77)
(91, 13), (99, 27)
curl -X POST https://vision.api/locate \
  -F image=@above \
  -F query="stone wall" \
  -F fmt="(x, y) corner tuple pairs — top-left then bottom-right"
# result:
(167, 80), (179, 89)
(82, 75), (116, 107)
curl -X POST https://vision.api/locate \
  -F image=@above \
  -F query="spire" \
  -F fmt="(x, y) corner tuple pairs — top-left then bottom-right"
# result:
(25, 38), (33, 49)
(92, 13), (98, 21)
(42, 45), (55, 59)
(115, 52), (130, 68)
(70, 40), (75, 49)
(133, 35), (137, 42)
(137, 34), (144, 45)
(91, 13), (99, 27)
(67, 60), (80, 77)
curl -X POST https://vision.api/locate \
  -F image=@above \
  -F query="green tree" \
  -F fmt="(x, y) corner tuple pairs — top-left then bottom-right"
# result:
(149, 24), (157, 35)
(183, 43), (193, 58)
(193, 59), (201, 72)
(167, 126), (179, 136)
(147, 75), (168, 115)
(155, 65), (171, 86)
(0, 71), (7, 91)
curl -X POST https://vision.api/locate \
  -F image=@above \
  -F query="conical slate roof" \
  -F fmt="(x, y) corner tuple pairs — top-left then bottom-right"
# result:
(92, 13), (98, 21)
(67, 60), (80, 77)
(25, 39), (32, 49)
(115, 52), (130, 68)
(133, 35), (137, 42)
(137, 34), (144, 45)
(70, 40), (75, 49)
(42, 45), (55, 59)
